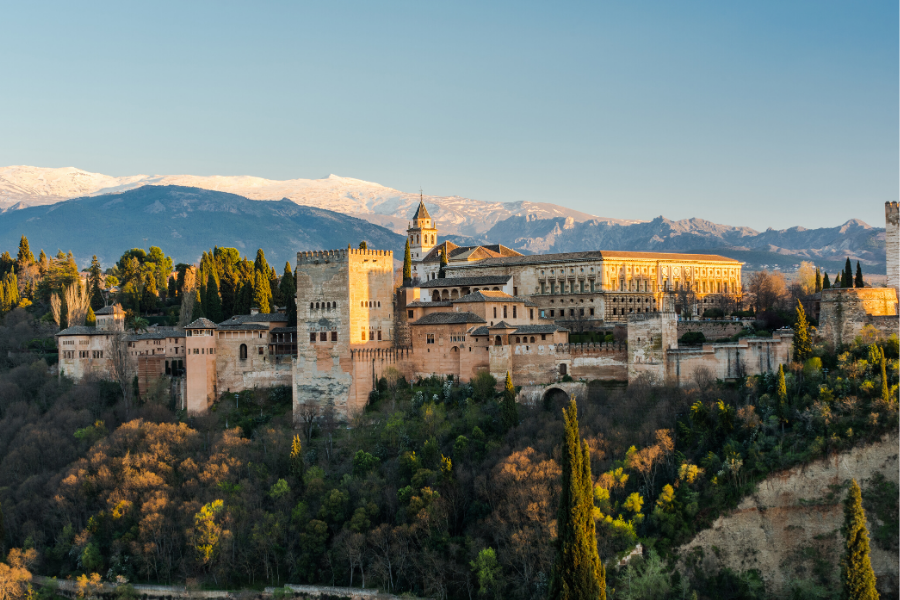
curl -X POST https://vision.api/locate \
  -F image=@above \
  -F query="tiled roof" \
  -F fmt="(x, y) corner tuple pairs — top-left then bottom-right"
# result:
(470, 326), (490, 336)
(512, 324), (568, 334)
(217, 323), (268, 331)
(418, 275), (510, 288)
(406, 300), (453, 308)
(55, 326), (112, 337)
(419, 243), (522, 264)
(453, 291), (536, 306)
(447, 249), (740, 269)
(410, 311), (487, 326)
(271, 327), (298, 334)
(128, 332), (170, 341)
(94, 304), (122, 315)
(490, 321), (516, 329)
(185, 318), (218, 329)
(412, 200), (432, 221)
(218, 313), (288, 325)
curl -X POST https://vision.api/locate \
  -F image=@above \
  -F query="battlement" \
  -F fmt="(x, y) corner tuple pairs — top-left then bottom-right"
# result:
(556, 342), (627, 354)
(887, 201), (899, 224)
(296, 248), (394, 265)
(350, 347), (411, 360)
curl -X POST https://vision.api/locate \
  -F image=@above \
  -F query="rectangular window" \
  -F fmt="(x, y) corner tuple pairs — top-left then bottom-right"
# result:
(540, 309), (546, 318)
(310, 333), (316, 343)
(580, 308), (584, 316)
(320, 332), (327, 342)
(426, 334), (435, 344)
(550, 282), (555, 294)
(590, 308), (595, 316)
(541, 283), (545, 294)
(377, 331), (382, 341)
(210, 348), (215, 354)
(513, 306), (517, 318)
(259, 347), (264, 355)
(408, 310), (413, 318)
(513, 287), (518, 296)
(550, 309), (555, 317)
(493, 307), (497, 318)
(541, 334), (547, 340)
(530, 309), (534, 320)
(331, 331), (338, 341)
(503, 306), (508, 318)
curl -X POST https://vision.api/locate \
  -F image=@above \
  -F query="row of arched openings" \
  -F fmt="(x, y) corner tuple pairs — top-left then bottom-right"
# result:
(311, 301), (337, 310)
(361, 301), (381, 308)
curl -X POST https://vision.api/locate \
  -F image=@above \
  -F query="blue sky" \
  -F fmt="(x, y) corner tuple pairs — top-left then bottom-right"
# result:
(1, 1), (896, 231)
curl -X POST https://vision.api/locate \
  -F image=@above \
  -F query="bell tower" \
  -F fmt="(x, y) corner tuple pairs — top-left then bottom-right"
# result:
(406, 191), (437, 261)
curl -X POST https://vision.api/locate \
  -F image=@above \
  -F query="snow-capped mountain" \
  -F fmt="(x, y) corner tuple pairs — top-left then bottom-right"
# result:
(0, 166), (633, 237)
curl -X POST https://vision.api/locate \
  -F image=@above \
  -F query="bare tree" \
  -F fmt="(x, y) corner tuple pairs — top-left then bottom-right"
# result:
(747, 270), (788, 313)
(675, 285), (698, 319)
(296, 401), (320, 444)
(50, 293), (63, 328)
(382, 366), (401, 410)
(108, 331), (133, 412)
(65, 282), (91, 327)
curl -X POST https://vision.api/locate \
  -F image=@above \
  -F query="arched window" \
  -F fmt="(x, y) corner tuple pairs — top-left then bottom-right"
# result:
(310, 303), (314, 310)
(239, 344), (247, 360)
(515, 337), (521, 343)
(316, 302), (320, 309)
(377, 301), (381, 307)
(333, 302), (337, 309)
(530, 336), (535, 343)
(326, 302), (330, 309)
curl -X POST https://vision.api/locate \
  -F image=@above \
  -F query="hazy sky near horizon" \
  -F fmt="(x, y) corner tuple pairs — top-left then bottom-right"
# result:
(1, 1), (896, 231)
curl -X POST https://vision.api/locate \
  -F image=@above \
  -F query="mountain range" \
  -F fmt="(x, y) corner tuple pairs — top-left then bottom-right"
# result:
(0, 166), (888, 273)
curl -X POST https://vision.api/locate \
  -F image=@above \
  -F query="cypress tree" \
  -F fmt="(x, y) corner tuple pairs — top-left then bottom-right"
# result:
(844, 258), (853, 288)
(205, 273), (224, 323)
(793, 300), (811, 362)
(253, 271), (271, 313)
(880, 354), (890, 405)
(501, 371), (518, 430)
(549, 399), (605, 600)
(855, 262), (864, 289)
(269, 266), (282, 308)
(280, 263), (297, 326)
(841, 479), (879, 600)
(190, 289), (205, 321)
(86, 306), (96, 327)
(815, 268), (822, 293)
(439, 248), (448, 279)
(823, 272), (831, 289)
(16, 235), (34, 265)
(89, 256), (105, 310)
(775, 364), (788, 420)
(6, 274), (18, 310)
(403, 238), (412, 285)
(359, 241), (368, 250)
(220, 260), (238, 319)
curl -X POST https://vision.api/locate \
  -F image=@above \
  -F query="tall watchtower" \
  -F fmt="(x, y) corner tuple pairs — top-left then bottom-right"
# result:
(406, 194), (437, 261)
(886, 201), (899, 298)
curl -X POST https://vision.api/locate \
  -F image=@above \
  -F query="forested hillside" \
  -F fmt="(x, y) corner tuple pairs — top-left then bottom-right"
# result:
(0, 306), (896, 599)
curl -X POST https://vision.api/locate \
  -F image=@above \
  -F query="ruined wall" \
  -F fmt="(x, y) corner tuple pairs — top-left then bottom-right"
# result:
(677, 433), (899, 598)
(627, 312), (677, 383)
(818, 288), (899, 348)
(677, 320), (744, 341)
(666, 331), (793, 385)
(887, 201), (899, 297)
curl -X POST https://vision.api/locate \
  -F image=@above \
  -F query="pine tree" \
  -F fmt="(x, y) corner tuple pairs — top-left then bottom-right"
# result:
(253, 270), (271, 314)
(16, 235), (34, 266)
(254, 249), (270, 276)
(205, 273), (224, 323)
(844, 258), (853, 288)
(855, 262), (864, 289)
(403, 238), (412, 285)
(793, 300), (811, 362)
(280, 262), (297, 326)
(89, 256), (104, 310)
(38, 250), (48, 276)
(815, 268), (822, 293)
(86, 306), (96, 327)
(501, 371), (519, 430)
(823, 272), (832, 289)
(841, 479), (879, 600)
(549, 399), (605, 600)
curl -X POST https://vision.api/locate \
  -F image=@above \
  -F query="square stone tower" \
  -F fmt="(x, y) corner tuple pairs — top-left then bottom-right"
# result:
(293, 248), (395, 419)
(886, 201), (899, 298)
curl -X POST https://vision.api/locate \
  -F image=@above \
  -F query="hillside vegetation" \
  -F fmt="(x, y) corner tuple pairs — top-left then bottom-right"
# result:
(0, 308), (896, 599)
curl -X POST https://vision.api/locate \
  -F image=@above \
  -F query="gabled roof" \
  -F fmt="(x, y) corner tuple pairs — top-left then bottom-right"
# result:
(185, 318), (218, 329)
(470, 326), (490, 336)
(219, 313), (288, 325)
(419, 242), (522, 264)
(410, 311), (487, 326)
(418, 275), (511, 289)
(217, 323), (268, 331)
(95, 304), (123, 315)
(453, 291), (536, 306)
(406, 300), (454, 308)
(489, 321), (516, 330)
(55, 326), (112, 337)
(412, 200), (431, 221)
(446, 249), (740, 270)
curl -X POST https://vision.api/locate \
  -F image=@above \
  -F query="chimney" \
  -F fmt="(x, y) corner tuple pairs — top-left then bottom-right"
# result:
(250, 306), (260, 316)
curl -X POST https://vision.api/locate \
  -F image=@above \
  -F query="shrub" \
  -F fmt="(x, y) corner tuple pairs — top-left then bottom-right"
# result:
(680, 331), (706, 345)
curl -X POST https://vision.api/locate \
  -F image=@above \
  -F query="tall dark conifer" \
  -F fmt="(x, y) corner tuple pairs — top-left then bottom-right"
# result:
(89, 256), (104, 310)
(16, 235), (34, 266)
(823, 272), (832, 289)
(793, 300), (811, 362)
(841, 479), (879, 600)
(855, 262), (864, 289)
(815, 268), (822, 293)
(844, 258), (853, 288)
(549, 399), (605, 600)
(205, 272), (224, 323)
(403, 239), (412, 285)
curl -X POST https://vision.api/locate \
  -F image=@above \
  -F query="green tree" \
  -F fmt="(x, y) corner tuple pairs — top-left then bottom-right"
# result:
(501, 371), (518, 430)
(815, 268), (822, 293)
(841, 479), (879, 600)
(16, 235), (34, 266)
(403, 238), (412, 284)
(880, 354), (890, 405)
(359, 241), (368, 250)
(439, 248), (449, 279)
(190, 289), (205, 321)
(205, 273), (224, 323)
(471, 547), (503, 598)
(88, 256), (104, 310)
(855, 261), (864, 289)
(775, 364), (788, 419)
(549, 398), (605, 600)
(280, 262), (297, 326)
(793, 300), (811, 362)
(254, 248), (270, 276)
(823, 272), (831, 289)
(252, 270), (271, 314)
(85, 306), (96, 327)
